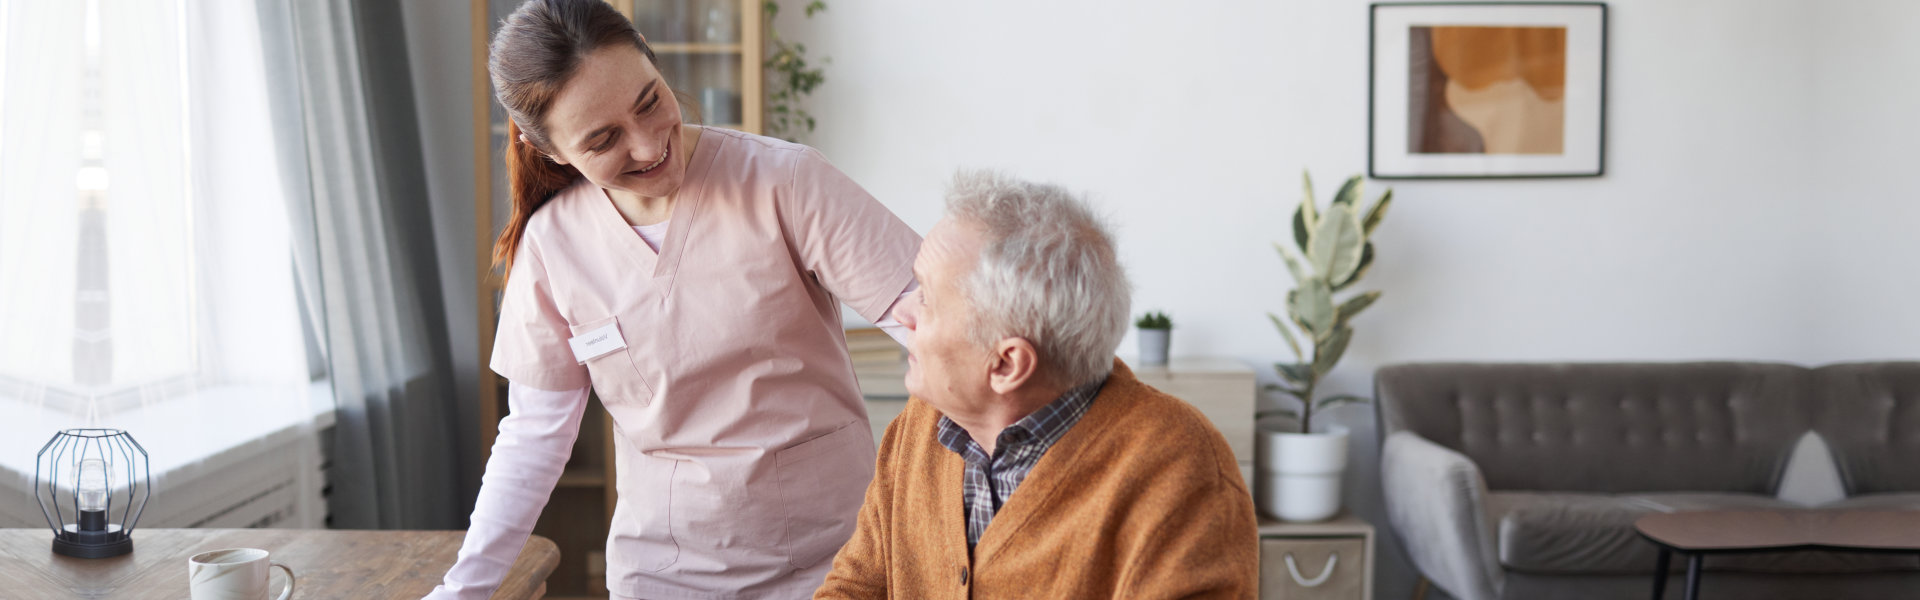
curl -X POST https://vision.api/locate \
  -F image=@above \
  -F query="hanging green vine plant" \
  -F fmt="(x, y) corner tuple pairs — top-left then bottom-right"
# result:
(764, 0), (828, 142)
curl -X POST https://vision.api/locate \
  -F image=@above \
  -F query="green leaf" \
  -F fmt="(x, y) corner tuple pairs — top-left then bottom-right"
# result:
(1263, 384), (1309, 404)
(1362, 188), (1392, 238)
(1291, 205), (1312, 254)
(1310, 205), (1364, 284)
(1313, 394), (1372, 412)
(1285, 292), (1316, 337)
(1333, 243), (1375, 292)
(1290, 278), (1335, 338)
(1294, 171), (1319, 252)
(1274, 243), (1310, 283)
(1335, 290), (1381, 327)
(1258, 408), (1302, 423)
(1268, 313), (1303, 360)
(1302, 170), (1315, 208)
(1332, 175), (1363, 208)
(1301, 171), (1321, 227)
(1262, 381), (1302, 395)
(1311, 325), (1353, 377)
(1274, 362), (1315, 388)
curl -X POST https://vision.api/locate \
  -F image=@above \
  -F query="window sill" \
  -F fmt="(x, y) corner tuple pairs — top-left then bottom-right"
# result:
(0, 381), (334, 504)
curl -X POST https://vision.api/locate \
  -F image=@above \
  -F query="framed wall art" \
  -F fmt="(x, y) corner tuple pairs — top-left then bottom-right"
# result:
(1370, 2), (1608, 179)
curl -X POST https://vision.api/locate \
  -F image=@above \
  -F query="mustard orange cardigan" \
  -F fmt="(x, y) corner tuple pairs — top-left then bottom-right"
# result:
(815, 360), (1259, 599)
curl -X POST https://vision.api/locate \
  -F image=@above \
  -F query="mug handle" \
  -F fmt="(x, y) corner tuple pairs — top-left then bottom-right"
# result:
(270, 562), (296, 600)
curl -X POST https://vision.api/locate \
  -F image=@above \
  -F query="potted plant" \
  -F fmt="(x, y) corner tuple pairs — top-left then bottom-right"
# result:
(1135, 311), (1172, 366)
(1256, 172), (1391, 522)
(763, 0), (829, 141)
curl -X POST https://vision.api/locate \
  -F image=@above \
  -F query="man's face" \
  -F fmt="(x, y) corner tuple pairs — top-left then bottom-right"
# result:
(895, 219), (995, 417)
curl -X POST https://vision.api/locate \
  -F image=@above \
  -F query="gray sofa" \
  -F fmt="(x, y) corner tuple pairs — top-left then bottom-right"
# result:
(1377, 362), (1920, 600)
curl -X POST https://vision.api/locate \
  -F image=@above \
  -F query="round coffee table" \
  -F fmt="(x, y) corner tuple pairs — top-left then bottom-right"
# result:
(1634, 509), (1920, 600)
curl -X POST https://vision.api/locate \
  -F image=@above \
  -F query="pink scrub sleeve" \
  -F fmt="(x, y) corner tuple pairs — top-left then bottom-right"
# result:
(782, 148), (920, 324)
(489, 237), (590, 390)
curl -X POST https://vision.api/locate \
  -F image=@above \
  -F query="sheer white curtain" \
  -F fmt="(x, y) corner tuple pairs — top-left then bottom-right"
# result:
(0, 0), (326, 527)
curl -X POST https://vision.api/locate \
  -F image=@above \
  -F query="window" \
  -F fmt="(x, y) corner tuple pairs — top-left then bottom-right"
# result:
(0, 0), (322, 418)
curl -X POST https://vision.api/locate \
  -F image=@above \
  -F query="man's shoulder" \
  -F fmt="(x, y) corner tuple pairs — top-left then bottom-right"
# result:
(874, 397), (949, 469)
(1085, 373), (1243, 484)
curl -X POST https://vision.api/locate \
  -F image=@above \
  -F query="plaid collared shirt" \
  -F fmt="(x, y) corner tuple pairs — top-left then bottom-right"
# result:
(935, 377), (1106, 548)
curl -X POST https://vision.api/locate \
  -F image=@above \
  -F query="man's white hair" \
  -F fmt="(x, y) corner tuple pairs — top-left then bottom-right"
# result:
(944, 169), (1132, 387)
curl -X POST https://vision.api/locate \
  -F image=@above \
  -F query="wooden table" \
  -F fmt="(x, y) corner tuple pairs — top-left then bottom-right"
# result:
(1635, 510), (1920, 600)
(0, 528), (560, 600)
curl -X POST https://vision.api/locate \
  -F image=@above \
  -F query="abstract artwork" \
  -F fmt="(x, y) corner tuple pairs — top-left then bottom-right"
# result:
(1371, 3), (1607, 178)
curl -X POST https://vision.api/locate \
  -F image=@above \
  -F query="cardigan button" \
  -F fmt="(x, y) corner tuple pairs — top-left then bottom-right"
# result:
(960, 566), (970, 585)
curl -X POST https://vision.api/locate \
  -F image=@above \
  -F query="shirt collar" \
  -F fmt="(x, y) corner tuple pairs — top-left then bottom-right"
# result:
(935, 377), (1107, 459)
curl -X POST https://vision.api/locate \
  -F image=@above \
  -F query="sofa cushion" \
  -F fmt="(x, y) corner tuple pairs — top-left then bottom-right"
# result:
(1376, 363), (1810, 494)
(1814, 363), (1920, 495)
(1825, 492), (1920, 510)
(1491, 491), (1792, 574)
(1491, 492), (1920, 575)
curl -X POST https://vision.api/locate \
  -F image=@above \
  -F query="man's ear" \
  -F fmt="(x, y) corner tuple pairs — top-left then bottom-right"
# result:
(987, 337), (1040, 395)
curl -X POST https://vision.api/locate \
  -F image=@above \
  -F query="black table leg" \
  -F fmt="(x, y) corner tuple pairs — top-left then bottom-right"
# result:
(1683, 553), (1703, 600)
(1652, 547), (1671, 600)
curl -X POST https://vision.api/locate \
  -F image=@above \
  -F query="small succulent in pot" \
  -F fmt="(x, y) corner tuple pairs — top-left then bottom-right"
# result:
(1135, 311), (1172, 366)
(1135, 311), (1172, 330)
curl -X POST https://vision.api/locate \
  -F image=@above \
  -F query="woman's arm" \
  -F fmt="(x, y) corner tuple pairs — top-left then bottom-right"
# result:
(424, 382), (591, 600)
(779, 146), (923, 328)
(871, 281), (918, 349)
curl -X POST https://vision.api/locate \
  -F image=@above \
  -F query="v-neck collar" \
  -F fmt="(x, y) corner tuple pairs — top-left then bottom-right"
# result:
(968, 362), (1135, 562)
(590, 126), (720, 292)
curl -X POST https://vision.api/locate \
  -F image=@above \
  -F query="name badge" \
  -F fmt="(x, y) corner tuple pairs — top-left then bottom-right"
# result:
(568, 321), (627, 364)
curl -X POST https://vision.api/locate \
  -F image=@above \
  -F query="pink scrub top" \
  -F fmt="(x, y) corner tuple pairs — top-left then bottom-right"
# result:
(489, 127), (919, 598)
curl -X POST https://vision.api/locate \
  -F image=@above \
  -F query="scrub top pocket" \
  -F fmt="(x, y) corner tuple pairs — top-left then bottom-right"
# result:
(774, 420), (876, 569)
(569, 315), (656, 407)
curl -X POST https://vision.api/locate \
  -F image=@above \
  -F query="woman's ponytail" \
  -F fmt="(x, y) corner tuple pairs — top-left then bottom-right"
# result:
(492, 119), (580, 279)
(488, 0), (654, 278)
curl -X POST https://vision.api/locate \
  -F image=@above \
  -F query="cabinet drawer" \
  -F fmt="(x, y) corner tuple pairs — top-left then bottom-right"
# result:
(1260, 537), (1366, 600)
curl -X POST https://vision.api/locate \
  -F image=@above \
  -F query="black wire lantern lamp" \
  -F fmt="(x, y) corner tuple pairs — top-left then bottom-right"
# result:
(36, 429), (151, 559)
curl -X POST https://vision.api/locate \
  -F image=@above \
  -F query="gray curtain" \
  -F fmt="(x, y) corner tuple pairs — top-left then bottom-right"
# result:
(260, 0), (463, 530)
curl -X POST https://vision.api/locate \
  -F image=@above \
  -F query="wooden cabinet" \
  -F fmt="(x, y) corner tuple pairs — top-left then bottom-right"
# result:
(469, 1), (764, 597)
(1259, 515), (1375, 600)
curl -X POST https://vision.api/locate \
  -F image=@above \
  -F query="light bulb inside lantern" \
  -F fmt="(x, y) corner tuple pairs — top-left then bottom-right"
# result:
(77, 458), (108, 512)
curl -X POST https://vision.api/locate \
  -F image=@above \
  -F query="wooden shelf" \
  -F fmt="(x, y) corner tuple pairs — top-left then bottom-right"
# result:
(650, 42), (743, 54)
(557, 464), (608, 488)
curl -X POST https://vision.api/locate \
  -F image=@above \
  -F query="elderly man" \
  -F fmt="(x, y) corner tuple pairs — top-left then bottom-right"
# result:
(814, 171), (1258, 599)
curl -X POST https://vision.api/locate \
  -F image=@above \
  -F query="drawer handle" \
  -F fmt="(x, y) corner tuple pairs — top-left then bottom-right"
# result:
(1284, 552), (1338, 588)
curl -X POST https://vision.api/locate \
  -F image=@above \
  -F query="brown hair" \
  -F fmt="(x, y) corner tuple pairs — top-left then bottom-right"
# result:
(488, 0), (657, 276)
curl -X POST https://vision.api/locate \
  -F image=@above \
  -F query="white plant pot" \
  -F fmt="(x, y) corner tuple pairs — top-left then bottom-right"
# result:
(1136, 328), (1170, 366)
(1255, 426), (1349, 522)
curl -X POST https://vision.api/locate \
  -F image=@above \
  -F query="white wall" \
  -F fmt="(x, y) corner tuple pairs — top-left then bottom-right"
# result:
(781, 0), (1919, 596)
(1811, 1), (1920, 362)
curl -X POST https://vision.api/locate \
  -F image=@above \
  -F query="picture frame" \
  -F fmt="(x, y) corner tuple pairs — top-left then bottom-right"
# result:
(1369, 2), (1608, 179)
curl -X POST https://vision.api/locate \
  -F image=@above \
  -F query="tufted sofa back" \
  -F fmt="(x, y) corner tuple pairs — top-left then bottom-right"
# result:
(1813, 362), (1920, 495)
(1375, 362), (1811, 494)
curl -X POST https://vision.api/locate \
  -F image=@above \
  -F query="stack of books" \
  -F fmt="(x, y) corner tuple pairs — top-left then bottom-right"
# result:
(845, 327), (909, 398)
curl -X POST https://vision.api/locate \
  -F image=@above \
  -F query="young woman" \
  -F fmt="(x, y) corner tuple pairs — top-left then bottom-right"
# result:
(425, 1), (917, 598)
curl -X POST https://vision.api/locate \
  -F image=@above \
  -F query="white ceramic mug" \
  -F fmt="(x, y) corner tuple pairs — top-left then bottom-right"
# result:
(188, 548), (295, 600)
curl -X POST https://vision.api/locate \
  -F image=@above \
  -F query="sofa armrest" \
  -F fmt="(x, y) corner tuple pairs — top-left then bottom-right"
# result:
(1382, 430), (1503, 600)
